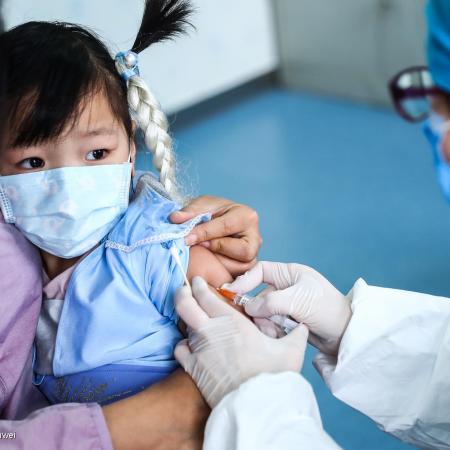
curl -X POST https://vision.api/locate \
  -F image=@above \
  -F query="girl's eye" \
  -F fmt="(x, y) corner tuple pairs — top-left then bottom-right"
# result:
(19, 157), (45, 169)
(86, 149), (107, 161)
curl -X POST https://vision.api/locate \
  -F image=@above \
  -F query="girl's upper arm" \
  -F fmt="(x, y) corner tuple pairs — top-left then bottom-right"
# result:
(187, 245), (233, 288)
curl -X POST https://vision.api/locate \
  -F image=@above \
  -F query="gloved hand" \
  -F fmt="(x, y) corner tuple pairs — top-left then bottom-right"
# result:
(174, 276), (309, 409)
(227, 261), (352, 355)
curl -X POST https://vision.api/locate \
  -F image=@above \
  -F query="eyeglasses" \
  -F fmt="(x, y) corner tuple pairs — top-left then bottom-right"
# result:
(389, 66), (442, 123)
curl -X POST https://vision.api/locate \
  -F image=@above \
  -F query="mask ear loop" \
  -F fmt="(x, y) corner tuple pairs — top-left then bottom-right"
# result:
(128, 145), (137, 198)
(126, 131), (134, 164)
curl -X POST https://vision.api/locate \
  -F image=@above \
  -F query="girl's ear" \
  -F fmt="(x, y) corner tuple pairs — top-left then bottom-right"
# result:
(130, 121), (137, 177)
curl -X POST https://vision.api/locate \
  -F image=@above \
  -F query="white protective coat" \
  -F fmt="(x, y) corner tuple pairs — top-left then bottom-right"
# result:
(204, 372), (341, 450)
(205, 279), (450, 450)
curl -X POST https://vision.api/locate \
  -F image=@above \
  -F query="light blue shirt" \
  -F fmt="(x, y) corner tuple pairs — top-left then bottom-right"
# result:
(34, 173), (209, 404)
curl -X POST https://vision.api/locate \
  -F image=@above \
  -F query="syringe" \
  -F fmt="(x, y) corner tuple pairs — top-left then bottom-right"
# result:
(216, 288), (298, 334)
(168, 246), (299, 335)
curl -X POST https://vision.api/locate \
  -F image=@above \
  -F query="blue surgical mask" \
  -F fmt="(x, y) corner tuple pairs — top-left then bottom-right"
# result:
(0, 163), (132, 258)
(423, 113), (450, 202)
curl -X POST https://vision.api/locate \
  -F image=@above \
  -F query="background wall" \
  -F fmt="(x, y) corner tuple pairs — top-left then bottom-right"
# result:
(3, 0), (278, 113)
(273, 0), (427, 105)
(3, 1), (429, 108)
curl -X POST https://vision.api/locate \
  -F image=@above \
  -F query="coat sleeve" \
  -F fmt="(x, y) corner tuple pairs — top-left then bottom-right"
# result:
(0, 216), (113, 450)
(204, 372), (341, 450)
(315, 278), (450, 450)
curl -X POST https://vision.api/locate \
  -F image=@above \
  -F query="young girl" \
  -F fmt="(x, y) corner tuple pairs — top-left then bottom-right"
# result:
(0, 0), (233, 405)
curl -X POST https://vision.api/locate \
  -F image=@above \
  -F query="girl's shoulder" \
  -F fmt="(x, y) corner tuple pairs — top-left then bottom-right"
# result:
(105, 171), (209, 252)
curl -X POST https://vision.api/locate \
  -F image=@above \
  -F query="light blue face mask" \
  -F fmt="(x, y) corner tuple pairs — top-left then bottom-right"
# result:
(0, 163), (132, 258)
(423, 112), (450, 202)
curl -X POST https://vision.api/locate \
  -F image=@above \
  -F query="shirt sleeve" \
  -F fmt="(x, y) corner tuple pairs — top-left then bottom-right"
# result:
(0, 216), (113, 450)
(204, 372), (341, 450)
(0, 215), (43, 418)
(0, 403), (113, 450)
(315, 278), (450, 449)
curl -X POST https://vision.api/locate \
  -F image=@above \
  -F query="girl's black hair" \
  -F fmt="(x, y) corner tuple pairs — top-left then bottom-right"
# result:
(0, 0), (193, 149)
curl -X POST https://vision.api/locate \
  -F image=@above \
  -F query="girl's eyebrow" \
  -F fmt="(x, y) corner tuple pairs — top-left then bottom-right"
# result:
(79, 127), (117, 137)
(8, 127), (118, 150)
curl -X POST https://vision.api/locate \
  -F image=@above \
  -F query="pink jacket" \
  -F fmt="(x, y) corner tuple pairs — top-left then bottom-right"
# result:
(0, 216), (113, 449)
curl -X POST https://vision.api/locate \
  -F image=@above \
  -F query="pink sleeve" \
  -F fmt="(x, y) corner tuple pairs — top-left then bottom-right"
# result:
(0, 216), (113, 450)
(0, 403), (113, 450)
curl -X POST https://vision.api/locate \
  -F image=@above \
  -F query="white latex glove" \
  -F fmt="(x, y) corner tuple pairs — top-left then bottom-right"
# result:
(228, 261), (352, 355)
(174, 276), (309, 409)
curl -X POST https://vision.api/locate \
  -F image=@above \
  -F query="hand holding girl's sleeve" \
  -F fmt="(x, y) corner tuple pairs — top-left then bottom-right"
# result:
(170, 196), (262, 277)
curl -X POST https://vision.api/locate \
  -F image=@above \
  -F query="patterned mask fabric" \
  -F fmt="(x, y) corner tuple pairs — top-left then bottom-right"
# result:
(0, 163), (132, 258)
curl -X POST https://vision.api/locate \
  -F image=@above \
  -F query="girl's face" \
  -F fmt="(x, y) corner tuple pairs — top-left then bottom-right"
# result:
(0, 91), (136, 176)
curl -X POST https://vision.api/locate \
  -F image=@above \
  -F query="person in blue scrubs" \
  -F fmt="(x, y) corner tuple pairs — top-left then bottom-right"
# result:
(390, 0), (450, 202)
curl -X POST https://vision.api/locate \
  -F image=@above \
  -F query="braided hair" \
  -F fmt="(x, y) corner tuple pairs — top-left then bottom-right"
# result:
(116, 0), (193, 200)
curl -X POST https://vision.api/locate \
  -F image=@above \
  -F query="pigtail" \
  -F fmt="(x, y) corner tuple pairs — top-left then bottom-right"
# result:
(132, 0), (193, 52)
(116, 0), (193, 202)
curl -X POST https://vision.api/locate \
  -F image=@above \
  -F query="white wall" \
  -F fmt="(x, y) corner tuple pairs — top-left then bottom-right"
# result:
(273, 0), (426, 105)
(4, 0), (278, 113)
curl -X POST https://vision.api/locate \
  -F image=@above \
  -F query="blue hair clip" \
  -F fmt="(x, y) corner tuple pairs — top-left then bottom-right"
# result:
(115, 50), (140, 81)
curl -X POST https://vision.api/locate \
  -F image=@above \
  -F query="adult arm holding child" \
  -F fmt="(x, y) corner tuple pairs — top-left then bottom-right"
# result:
(171, 196), (261, 277)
